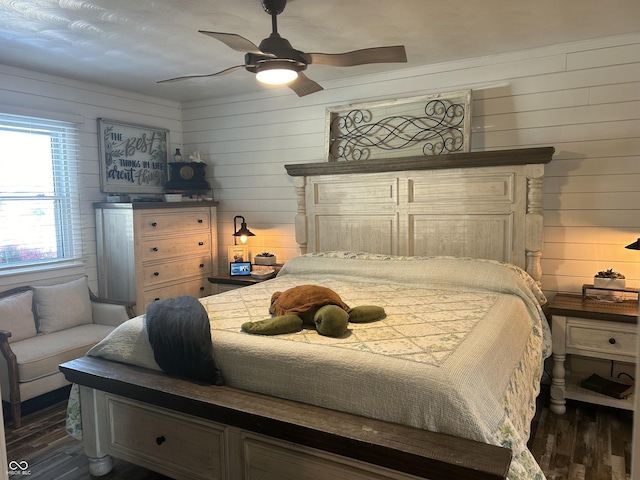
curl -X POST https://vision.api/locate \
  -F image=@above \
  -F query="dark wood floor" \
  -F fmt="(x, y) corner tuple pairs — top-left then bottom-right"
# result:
(528, 394), (633, 480)
(3, 387), (634, 480)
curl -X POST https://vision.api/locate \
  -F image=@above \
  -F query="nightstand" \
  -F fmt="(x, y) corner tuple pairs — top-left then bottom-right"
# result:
(548, 294), (638, 414)
(208, 265), (282, 294)
(208, 274), (265, 294)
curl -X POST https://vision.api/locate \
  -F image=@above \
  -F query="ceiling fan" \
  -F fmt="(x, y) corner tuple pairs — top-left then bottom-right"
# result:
(158, 0), (407, 96)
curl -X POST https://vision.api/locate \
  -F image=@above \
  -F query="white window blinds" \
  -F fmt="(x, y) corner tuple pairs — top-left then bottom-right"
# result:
(0, 112), (82, 271)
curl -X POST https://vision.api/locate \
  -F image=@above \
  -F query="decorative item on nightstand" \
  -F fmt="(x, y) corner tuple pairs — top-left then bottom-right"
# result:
(593, 269), (626, 290)
(254, 252), (276, 266)
(583, 268), (634, 302)
(232, 215), (255, 245)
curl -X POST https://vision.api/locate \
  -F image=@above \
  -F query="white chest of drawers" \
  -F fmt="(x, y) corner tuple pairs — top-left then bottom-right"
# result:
(95, 202), (218, 314)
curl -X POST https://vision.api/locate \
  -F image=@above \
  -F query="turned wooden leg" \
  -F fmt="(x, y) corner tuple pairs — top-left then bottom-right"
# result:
(549, 352), (567, 414)
(88, 455), (114, 476)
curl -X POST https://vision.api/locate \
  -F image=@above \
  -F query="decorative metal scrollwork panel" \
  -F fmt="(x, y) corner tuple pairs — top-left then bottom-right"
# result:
(326, 90), (471, 162)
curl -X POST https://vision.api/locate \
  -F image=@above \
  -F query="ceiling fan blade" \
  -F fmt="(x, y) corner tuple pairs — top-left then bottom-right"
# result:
(158, 65), (246, 83)
(288, 72), (323, 97)
(199, 31), (268, 55)
(306, 45), (407, 67)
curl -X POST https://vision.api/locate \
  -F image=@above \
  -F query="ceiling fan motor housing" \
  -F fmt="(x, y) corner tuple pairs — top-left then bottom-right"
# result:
(257, 34), (307, 61)
(245, 52), (307, 75)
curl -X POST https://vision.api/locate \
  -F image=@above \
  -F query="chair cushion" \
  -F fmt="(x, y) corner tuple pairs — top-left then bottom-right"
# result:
(33, 277), (92, 334)
(0, 290), (37, 343)
(9, 324), (115, 382)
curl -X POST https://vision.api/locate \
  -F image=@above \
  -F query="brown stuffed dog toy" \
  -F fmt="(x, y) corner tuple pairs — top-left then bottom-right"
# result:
(241, 285), (385, 337)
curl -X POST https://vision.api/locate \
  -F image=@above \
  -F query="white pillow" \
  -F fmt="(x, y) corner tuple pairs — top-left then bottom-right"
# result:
(34, 277), (92, 334)
(0, 290), (37, 343)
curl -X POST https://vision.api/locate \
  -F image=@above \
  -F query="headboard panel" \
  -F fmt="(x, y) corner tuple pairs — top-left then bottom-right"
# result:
(286, 147), (553, 285)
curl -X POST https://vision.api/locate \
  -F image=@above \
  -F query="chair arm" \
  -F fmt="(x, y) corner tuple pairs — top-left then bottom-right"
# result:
(0, 331), (21, 408)
(89, 290), (136, 320)
(89, 291), (137, 327)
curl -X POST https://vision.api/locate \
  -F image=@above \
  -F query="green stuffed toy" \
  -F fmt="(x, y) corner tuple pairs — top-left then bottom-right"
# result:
(241, 284), (386, 337)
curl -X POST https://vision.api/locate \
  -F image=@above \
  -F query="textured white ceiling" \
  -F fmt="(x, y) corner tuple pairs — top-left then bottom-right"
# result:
(0, 0), (638, 102)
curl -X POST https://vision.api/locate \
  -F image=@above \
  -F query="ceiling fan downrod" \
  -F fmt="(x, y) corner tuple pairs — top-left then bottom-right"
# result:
(262, 0), (286, 35)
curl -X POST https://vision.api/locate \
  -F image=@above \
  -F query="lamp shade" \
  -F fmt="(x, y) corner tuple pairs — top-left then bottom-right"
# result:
(233, 215), (255, 245)
(626, 238), (640, 250)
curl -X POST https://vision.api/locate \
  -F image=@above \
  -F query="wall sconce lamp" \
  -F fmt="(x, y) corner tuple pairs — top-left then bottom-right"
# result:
(626, 238), (640, 251)
(233, 215), (255, 245)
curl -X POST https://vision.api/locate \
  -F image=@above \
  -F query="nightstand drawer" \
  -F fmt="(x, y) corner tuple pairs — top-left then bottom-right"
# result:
(566, 318), (636, 358)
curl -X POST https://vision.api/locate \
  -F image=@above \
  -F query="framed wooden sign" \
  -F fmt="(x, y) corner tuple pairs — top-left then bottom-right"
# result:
(98, 118), (169, 193)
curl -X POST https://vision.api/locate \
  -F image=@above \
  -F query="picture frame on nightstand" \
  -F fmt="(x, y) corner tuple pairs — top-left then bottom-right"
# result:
(228, 245), (248, 264)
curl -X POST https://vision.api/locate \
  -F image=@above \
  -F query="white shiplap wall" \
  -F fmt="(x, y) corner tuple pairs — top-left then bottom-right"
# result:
(0, 33), (638, 296)
(182, 33), (640, 295)
(0, 65), (183, 292)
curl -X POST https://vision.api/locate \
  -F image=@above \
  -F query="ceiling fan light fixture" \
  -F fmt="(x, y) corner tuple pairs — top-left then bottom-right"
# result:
(256, 66), (298, 85)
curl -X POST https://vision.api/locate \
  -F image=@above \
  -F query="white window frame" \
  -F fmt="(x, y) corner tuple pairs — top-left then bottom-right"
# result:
(0, 111), (82, 273)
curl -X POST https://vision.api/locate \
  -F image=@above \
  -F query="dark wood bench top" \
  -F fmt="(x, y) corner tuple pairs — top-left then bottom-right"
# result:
(60, 356), (511, 480)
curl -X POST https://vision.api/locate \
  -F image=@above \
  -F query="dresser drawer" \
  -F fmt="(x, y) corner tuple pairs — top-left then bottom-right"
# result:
(566, 318), (637, 359)
(141, 234), (211, 262)
(138, 209), (211, 237)
(142, 256), (211, 286)
(144, 277), (211, 307)
(107, 396), (225, 480)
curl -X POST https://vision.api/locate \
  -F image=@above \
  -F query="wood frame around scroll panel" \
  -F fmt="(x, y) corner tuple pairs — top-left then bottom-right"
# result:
(285, 147), (554, 286)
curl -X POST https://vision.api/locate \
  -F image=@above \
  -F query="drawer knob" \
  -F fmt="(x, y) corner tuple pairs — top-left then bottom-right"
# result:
(152, 247), (158, 252)
(197, 219), (203, 223)
(153, 272), (160, 276)
(199, 263), (205, 268)
(151, 222), (157, 227)
(198, 241), (204, 246)
(154, 297), (160, 301)
(155, 435), (166, 446)
(200, 287), (205, 292)
(609, 338), (616, 345)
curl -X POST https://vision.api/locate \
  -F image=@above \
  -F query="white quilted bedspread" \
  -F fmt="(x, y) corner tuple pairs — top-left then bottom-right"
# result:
(70, 253), (551, 480)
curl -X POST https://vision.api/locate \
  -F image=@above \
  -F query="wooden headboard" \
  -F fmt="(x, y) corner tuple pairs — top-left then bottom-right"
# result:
(285, 147), (554, 285)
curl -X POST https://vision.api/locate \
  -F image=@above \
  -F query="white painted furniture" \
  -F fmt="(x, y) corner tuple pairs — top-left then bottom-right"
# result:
(64, 147), (553, 479)
(62, 356), (512, 480)
(94, 202), (218, 314)
(285, 147), (552, 285)
(548, 294), (638, 414)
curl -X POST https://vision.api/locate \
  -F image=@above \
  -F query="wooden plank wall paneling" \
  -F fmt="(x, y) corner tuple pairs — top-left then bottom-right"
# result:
(0, 33), (638, 297)
(0, 65), (183, 293)
(181, 33), (640, 295)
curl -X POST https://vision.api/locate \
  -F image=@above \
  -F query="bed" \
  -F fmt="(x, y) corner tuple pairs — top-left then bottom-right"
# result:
(61, 147), (554, 480)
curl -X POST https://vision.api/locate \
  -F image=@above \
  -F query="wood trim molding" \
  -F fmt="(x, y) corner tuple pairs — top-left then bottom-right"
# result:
(285, 147), (554, 177)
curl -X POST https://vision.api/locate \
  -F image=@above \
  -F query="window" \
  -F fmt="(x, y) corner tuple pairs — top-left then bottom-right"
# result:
(0, 112), (81, 270)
